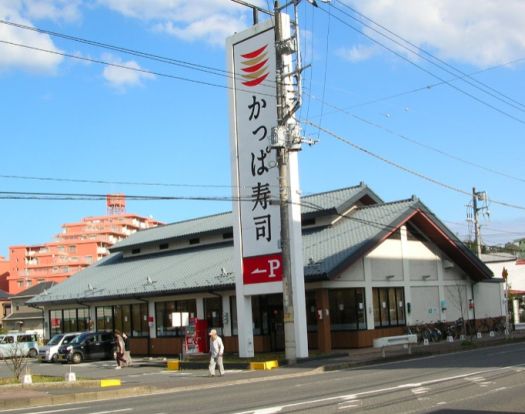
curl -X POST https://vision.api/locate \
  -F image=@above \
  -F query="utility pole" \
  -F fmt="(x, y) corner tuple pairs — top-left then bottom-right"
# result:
(274, 0), (296, 365)
(472, 187), (488, 257)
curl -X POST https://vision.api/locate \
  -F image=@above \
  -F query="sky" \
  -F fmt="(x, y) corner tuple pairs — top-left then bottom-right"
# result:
(1, 0), (525, 258)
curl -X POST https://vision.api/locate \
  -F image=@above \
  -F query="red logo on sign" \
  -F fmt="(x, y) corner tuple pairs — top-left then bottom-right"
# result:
(241, 45), (269, 87)
(243, 253), (282, 284)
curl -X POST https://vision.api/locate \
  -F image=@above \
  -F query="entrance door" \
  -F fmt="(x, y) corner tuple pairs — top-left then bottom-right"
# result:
(268, 305), (284, 351)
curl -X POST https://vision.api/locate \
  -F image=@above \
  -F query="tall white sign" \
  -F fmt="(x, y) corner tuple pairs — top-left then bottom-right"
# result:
(228, 14), (308, 359)
(229, 21), (282, 286)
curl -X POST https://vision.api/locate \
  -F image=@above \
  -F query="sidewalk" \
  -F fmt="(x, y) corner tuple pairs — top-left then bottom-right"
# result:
(2, 331), (524, 411)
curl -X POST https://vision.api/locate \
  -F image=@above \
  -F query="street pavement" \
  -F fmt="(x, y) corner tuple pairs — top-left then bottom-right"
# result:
(1, 331), (524, 411)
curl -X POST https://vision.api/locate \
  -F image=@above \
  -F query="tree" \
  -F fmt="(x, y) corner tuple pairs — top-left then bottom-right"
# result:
(2, 342), (29, 381)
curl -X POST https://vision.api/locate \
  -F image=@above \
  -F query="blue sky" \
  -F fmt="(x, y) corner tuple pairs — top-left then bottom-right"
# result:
(1, 0), (525, 257)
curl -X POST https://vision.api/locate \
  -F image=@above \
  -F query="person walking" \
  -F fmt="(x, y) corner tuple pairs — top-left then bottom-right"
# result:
(208, 328), (224, 377)
(114, 330), (126, 370)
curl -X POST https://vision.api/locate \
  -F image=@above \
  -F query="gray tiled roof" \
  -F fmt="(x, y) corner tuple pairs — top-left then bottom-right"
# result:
(112, 184), (378, 251)
(30, 196), (419, 305)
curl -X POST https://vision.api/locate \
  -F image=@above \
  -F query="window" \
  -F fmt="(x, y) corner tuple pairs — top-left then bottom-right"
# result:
(189, 238), (200, 245)
(329, 288), (366, 331)
(230, 296), (238, 336)
(159, 243), (169, 250)
(204, 297), (222, 335)
(305, 291), (318, 332)
(50, 310), (63, 336)
(131, 303), (149, 337)
(77, 308), (90, 331)
(131, 248), (141, 255)
(114, 305), (132, 336)
(156, 300), (196, 337)
(96, 306), (113, 332)
(373, 287), (406, 328)
(63, 309), (77, 332)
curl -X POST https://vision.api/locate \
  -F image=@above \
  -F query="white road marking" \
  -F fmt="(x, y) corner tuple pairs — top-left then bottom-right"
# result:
(15, 409), (81, 414)
(411, 387), (430, 395)
(232, 363), (525, 414)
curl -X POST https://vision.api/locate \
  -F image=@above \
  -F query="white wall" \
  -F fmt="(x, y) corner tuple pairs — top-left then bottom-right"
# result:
(473, 282), (505, 319)
(410, 286), (440, 324)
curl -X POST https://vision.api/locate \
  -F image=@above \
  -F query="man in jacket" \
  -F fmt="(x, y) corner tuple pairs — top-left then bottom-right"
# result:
(208, 328), (224, 377)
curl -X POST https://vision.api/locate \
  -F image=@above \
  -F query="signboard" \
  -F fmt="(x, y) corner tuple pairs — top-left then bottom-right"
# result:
(171, 312), (189, 328)
(231, 22), (282, 284)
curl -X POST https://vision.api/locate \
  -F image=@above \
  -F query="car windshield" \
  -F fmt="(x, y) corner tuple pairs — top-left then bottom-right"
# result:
(47, 334), (64, 346)
(70, 334), (88, 344)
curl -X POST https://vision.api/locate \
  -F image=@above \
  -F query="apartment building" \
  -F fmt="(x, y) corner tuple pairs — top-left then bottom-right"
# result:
(7, 195), (162, 294)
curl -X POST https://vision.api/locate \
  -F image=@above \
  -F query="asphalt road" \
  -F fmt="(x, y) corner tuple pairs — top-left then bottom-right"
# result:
(3, 342), (525, 413)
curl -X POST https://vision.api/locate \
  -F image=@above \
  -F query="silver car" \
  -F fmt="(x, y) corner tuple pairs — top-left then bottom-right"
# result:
(38, 332), (82, 362)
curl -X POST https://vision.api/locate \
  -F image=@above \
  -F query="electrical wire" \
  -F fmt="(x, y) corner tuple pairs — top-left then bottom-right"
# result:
(0, 19), (279, 96)
(316, 2), (525, 125)
(304, 91), (525, 184)
(0, 39), (277, 100)
(334, 0), (525, 113)
(305, 120), (525, 212)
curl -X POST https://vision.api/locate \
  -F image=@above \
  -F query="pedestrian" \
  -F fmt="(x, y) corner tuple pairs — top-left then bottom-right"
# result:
(208, 328), (224, 377)
(114, 330), (126, 370)
(122, 332), (132, 367)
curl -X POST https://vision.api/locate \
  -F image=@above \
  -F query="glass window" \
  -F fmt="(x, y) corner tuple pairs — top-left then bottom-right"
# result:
(77, 308), (89, 331)
(131, 303), (149, 337)
(155, 300), (196, 337)
(114, 305), (132, 336)
(204, 297), (222, 335)
(305, 291), (317, 332)
(329, 288), (366, 331)
(252, 296), (262, 335)
(63, 309), (77, 332)
(373, 287), (406, 328)
(230, 296), (238, 336)
(96, 306), (113, 332)
(50, 310), (63, 336)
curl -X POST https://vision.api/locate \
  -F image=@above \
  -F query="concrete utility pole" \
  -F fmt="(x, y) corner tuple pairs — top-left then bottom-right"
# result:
(274, 0), (296, 365)
(472, 188), (488, 257)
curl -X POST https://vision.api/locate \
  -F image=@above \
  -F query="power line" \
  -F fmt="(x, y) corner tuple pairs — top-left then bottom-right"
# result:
(0, 174), (234, 189)
(304, 92), (525, 184)
(316, 2), (525, 125)
(306, 120), (525, 212)
(318, 55), (525, 112)
(0, 39), (277, 99)
(334, 0), (525, 113)
(0, 19), (279, 96)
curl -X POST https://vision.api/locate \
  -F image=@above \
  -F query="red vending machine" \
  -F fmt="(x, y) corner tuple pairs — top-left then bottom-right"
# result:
(184, 318), (208, 354)
(195, 319), (209, 353)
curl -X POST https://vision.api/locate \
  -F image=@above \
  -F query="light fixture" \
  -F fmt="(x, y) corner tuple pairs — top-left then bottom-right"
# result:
(386, 275), (395, 279)
(422, 275), (431, 280)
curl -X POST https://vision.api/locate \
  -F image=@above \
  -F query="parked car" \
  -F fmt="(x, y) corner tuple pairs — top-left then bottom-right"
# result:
(0, 332), (39, 358)
(38, 332), (82, 362)
(58, 331), (115, 364)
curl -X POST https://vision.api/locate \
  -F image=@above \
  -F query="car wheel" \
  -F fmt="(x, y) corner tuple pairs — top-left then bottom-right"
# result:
(71, 353), (82, 364)
(51, 354), (59, 363)
(28, 348), (38, 358)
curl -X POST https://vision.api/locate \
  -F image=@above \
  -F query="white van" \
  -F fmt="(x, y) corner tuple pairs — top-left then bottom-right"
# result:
(0, 333), (39, 358)
(38, 332), (82, 362)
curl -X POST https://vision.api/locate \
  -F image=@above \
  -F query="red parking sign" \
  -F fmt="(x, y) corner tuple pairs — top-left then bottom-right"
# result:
(243, 254), (282, 284)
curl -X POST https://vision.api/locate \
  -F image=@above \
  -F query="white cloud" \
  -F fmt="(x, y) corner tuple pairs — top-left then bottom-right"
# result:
(345, 0), (525, 67)
(98, 0), (255, 46)
(0, 3), (63, 74)
(21, 0), (82, 23)
(101, 53), (155, 91)
(336, 44), (378, 62)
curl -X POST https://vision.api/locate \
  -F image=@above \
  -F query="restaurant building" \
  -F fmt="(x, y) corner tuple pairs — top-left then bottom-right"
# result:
(30, 183), (503, 355)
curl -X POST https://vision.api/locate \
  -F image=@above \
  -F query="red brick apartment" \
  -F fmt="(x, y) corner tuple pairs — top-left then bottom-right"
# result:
(6, 195), (162, 294)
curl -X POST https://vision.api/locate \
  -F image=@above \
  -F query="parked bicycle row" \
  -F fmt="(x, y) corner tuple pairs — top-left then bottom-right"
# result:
(407, 317), (509, 343)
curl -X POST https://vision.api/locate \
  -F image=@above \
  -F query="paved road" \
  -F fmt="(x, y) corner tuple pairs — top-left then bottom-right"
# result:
(3, 342), (525, 414)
